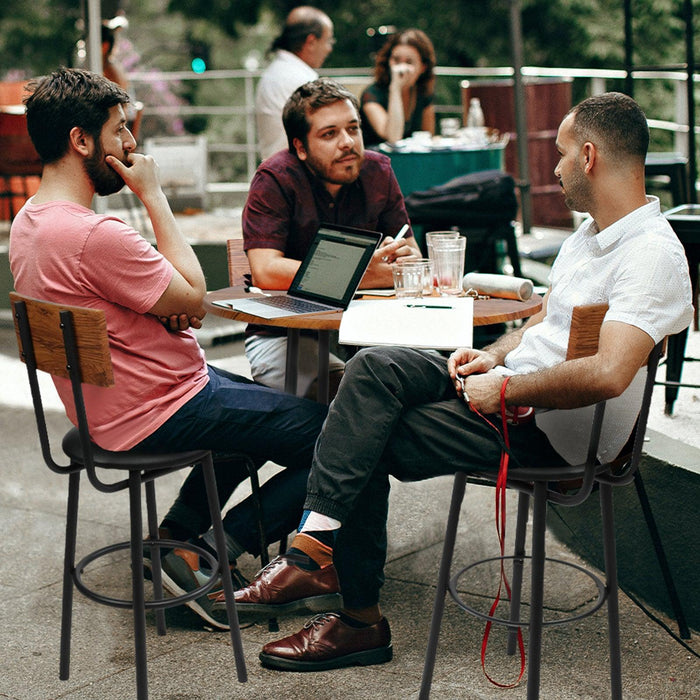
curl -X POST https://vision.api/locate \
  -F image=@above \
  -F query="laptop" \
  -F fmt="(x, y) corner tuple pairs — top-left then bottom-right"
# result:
(213, 224), (383, 319)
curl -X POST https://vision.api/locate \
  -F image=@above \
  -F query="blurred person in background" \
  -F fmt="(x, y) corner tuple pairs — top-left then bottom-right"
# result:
(360, 29), (436, 147)
(256, 6), (335, 160)
(101, 16), (130, 92)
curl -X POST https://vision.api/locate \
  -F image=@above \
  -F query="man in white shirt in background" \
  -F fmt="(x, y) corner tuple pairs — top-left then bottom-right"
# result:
(256, 6), (335, 161)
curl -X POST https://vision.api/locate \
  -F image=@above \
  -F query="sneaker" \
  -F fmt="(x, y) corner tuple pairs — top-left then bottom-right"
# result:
(143, 534), (248, 586)
(159, 548), (245, 630)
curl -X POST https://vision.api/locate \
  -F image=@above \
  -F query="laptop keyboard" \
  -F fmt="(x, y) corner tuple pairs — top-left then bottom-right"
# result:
(254, 296), (331, 314)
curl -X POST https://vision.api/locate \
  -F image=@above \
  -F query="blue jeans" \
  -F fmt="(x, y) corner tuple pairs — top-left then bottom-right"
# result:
(136, 365), (327, 556)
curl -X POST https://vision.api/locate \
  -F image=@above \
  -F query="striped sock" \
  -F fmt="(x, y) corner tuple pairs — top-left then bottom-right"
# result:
(287, 510), (340, 570)
(287, 532), (334, 570)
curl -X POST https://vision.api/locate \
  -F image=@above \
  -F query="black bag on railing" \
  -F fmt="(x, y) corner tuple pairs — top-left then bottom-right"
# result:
(404, 169), (518, 226)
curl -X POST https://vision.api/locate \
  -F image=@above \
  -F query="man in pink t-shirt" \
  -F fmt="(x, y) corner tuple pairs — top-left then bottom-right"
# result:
(10, 68), (331, 630)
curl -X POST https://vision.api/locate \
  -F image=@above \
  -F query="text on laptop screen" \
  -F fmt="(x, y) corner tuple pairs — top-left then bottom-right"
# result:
(292, 226), (379, 304)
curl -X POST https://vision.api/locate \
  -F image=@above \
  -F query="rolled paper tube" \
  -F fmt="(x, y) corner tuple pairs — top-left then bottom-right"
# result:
(462, 272), (534, 301)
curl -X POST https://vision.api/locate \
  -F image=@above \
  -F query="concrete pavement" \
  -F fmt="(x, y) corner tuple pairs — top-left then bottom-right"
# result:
(1, 315), (698, 699)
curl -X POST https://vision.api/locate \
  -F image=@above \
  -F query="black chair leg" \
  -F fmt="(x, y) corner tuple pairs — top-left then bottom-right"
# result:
(419, 471), (467, 700)
(633, 471), (690, 639)
(145, 480), (167, 636)
(128, 472), (149, 700)
(202, 456), (248, 683)
(526, 481), (547, 700)
(245, 458), (279, 632)
(59, 470), (80, 681)
(599, 482), (623, 700)
(663, 328), (689, 415)
(507, 491), (530, 655)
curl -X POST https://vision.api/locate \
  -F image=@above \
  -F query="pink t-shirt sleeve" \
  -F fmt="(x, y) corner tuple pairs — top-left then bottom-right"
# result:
(80, 217), (173, 313)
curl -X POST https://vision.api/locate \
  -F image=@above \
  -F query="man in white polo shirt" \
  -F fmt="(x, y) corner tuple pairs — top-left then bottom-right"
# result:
(255, 6), (335, 160)
(224, 91), (694, 671)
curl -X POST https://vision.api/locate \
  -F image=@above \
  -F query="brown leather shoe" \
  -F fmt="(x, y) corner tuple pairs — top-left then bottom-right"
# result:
(211, 555), (341, 617)
(259, 612), (392, 671)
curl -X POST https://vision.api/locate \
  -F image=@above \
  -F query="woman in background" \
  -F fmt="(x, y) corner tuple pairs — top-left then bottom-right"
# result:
(360, 29), (436, 147)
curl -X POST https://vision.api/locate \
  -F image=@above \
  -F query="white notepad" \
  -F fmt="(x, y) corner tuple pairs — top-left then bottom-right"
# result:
(339, 297), (473, 349)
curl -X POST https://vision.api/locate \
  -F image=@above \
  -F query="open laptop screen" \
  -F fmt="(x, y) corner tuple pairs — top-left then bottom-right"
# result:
(290, 225), (382, 306)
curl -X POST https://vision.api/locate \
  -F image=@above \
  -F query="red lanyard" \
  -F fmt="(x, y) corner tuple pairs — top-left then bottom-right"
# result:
(469, 376), (526, 687)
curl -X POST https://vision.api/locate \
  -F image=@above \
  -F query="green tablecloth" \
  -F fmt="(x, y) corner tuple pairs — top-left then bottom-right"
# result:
(385, 142), (506, 196)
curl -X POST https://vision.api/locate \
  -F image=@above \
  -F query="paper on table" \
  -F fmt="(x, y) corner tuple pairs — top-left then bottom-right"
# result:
(354, 288), (396, 297)
(339, 298), (473, 349)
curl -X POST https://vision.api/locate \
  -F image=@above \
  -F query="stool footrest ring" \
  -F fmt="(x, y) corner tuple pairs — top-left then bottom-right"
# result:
(74, 538), (220, 610)
(449, 554), (607, 628)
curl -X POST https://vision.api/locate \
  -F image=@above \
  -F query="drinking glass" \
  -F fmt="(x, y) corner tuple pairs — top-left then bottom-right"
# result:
(426, 230), (461, 264)
(392, 259), (432, 298)
(431, 236), (466, 295)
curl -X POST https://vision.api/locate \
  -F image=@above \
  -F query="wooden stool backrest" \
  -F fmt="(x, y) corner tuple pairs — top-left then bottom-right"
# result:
(566, 303), (609, 360)
(10, 292), (114, 387)
(226, 238), (251, 287)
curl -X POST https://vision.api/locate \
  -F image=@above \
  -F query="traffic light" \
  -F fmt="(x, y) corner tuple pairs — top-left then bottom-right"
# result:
(189, 40), (210, 73)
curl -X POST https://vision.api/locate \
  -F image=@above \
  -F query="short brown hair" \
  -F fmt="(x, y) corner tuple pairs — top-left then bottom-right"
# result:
(569, 92), (649, 163)
(282, 78), (360, 151)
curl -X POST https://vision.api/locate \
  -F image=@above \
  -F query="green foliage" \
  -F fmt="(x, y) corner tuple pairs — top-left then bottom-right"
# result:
(167, 0), (260, 36)
(0, 0), (80, 77)
(2, 0), (694, 82)
(1, 0), (695, 181)
(160, 0), (689, 74)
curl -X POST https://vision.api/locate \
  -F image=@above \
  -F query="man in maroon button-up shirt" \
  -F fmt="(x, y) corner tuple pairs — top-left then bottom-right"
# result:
(242, 78), (420, 397)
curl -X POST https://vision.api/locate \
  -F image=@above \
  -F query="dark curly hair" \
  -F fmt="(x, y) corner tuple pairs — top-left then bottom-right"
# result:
(24, 67), (129, 164)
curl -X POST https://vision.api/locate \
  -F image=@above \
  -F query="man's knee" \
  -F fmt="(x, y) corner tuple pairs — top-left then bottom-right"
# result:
(346, 346), (409, 376)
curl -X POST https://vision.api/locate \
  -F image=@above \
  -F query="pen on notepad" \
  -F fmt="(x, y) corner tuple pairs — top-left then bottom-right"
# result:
(406, 304), (452, 309)
(381, 223), (410, 262)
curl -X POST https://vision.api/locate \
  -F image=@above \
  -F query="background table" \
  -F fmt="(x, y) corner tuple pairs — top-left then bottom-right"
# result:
(379, 141), (506, 196)
(659, 205), (700, 414)
(205, 287), (542, 404)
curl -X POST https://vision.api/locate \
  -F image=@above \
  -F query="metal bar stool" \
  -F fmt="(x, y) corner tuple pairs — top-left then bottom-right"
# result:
(420, 304), (665, 699)
(10, 293), (248, 699)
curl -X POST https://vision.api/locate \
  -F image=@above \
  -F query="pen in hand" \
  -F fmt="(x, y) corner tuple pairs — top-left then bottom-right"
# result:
(382, 223), (410, 262)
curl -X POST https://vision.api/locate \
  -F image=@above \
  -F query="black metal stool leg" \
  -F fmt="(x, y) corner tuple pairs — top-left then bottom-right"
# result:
(128, 472), (149, 700)
(202, 457), (247, 683)
(526, 481), (547, 700)
(59, 470), (80, 681)
(145, 480), (167, 636)
(663, 328), (688, 415)
(633, 471), (690, 639)
(245, 459), (279, 632)
(419, 471), (467, 700)
(507, 491), (530, 655)
(599, 482), (622, 700)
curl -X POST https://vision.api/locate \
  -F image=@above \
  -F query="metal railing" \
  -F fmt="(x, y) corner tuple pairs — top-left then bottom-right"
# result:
(128, 64), (699, 195)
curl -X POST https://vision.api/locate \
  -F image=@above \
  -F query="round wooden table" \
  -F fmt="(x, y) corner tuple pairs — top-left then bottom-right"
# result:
(205, 287), (543, 403)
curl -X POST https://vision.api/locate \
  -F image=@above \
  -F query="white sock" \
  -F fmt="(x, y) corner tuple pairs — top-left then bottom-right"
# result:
(300, 511), (341, 532)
